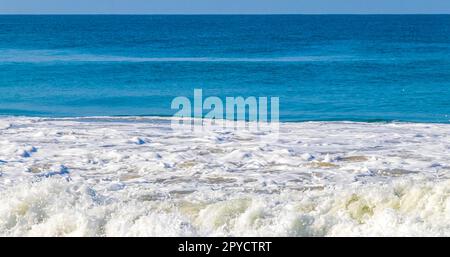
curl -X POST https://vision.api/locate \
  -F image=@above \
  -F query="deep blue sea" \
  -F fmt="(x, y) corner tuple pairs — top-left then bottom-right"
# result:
(1, 15), (450, 122)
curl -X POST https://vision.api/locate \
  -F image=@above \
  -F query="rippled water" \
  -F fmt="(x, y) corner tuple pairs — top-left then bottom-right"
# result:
(1, 15), (450, 122)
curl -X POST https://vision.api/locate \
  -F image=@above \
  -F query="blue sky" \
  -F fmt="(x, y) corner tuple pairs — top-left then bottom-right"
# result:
(0, 0), (449, 14)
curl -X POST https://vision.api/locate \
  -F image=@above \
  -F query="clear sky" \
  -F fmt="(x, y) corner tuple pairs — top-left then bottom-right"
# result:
(0, 0), (449, 14)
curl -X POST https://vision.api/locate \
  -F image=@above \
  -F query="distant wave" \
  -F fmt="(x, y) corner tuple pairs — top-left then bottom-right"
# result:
(0, 49), (351, 63)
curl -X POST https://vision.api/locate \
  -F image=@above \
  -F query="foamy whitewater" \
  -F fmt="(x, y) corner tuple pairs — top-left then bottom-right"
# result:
(0, 117), (449, 236)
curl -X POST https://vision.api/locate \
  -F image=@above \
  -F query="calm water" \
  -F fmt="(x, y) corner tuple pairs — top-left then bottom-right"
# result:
(0, 15), (450, 122)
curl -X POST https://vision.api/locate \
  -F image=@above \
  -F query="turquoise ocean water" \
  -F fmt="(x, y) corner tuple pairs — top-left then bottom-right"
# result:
(0, 15), (449, 122)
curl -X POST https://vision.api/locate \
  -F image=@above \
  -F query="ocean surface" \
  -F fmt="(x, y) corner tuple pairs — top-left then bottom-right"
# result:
(1, 15), (450, 122)
(1, 16), (450, 237)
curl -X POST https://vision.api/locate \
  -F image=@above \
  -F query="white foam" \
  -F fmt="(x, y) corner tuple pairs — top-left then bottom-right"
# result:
(0, 121), (10, 130)
(0, 49), (351, 63)
(0, 117), (449, 236)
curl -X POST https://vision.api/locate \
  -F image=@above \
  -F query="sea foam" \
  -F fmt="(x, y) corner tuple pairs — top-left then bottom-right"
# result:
(0, 117), (449, 236)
